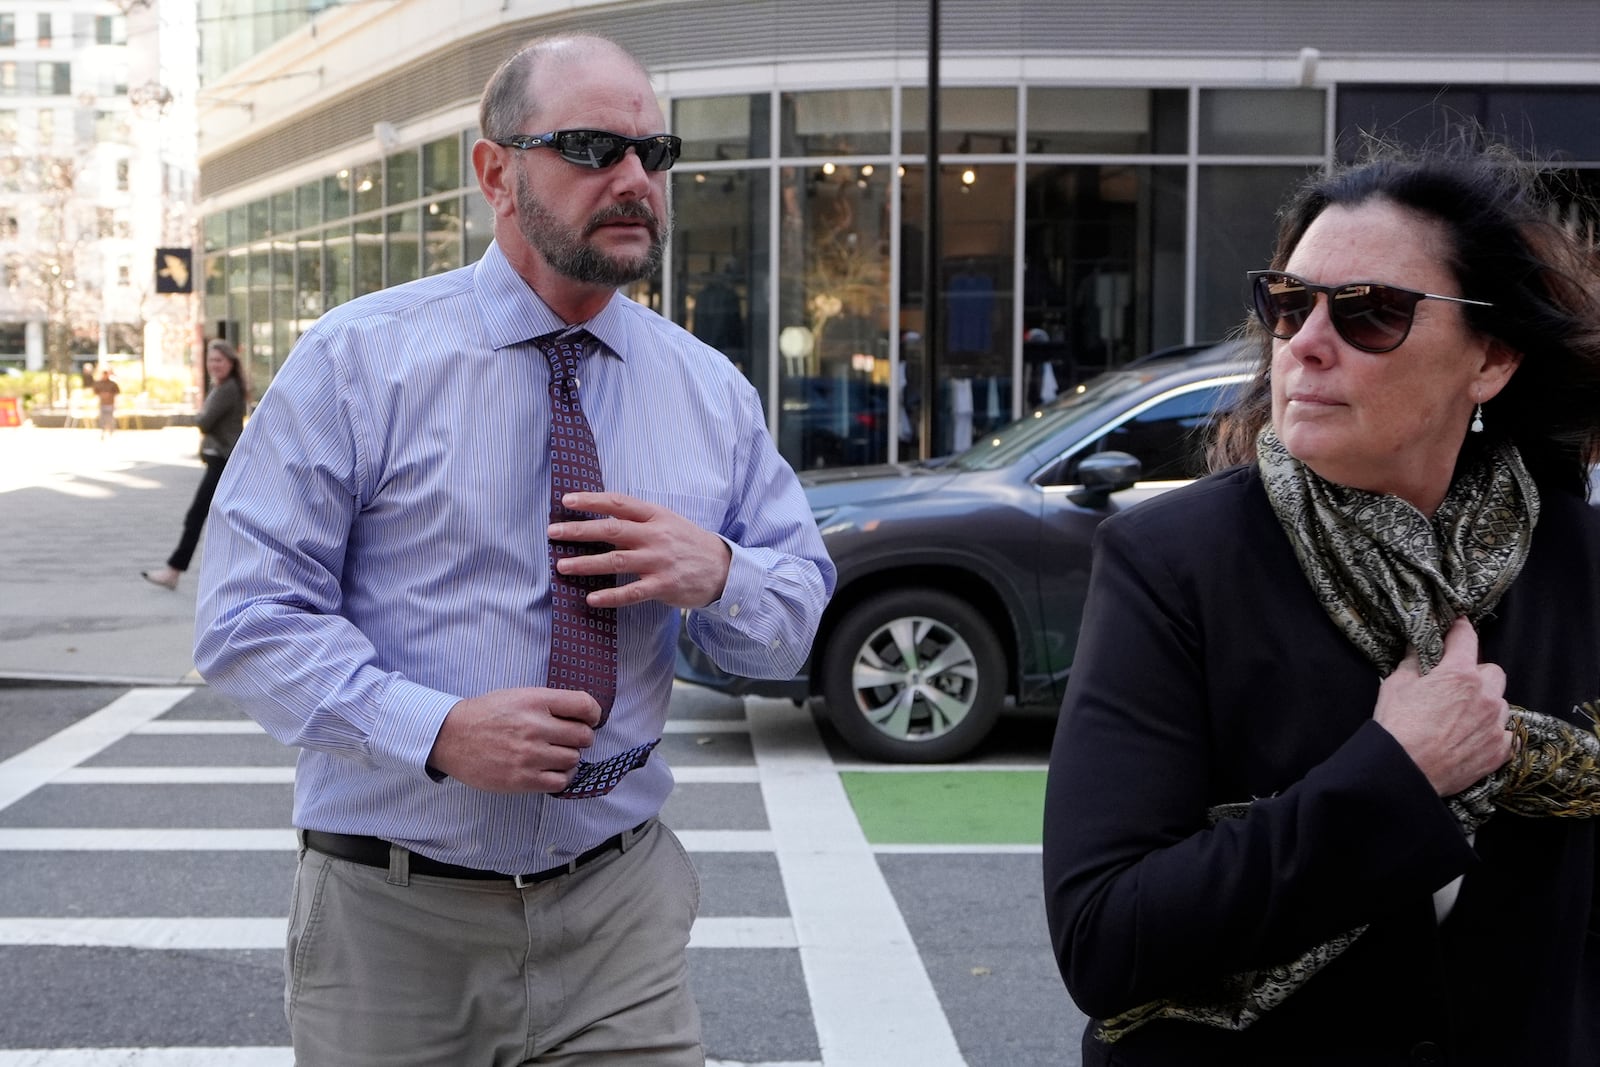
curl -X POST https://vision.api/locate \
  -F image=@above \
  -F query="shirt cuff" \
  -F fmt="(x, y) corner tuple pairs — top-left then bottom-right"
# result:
(365, 676), (463, 780)
(701, 537), (762, 624)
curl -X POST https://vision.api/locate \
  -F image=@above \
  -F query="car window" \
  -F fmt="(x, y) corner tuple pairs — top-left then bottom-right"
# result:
(946, 371), (1152, 472)
(1049, 378), (1246, 486)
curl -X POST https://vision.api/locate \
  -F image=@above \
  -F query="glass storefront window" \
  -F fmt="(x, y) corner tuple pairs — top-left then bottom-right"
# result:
(386, 207), (420, 285)
(324, 169), (352, 220)
(777, 162), (892, 469)
(326, 226), (352, 309)
(900, 163), (1016, 457)
(248, 285), (271, 388)
(1338, 86), (1600, 162)
(354, 216), (383, 295)
(246, 198), (269, 241)
(671, 168), (771, 401)
(1195, 164), (1316, 342)
(674, 94), (770, 162)
(1199, 89), (1324, 156)
(270, 189), (294, 235)
(780, 89), (891, 157)
(1023, 163), (1187, 384)
(1027, 88), (1187, 155)
(422, 135), (461, 196)
(386, 148), (419, 206)
(902, 87), (1017, 155)
(424, 197), (463, 273)
(352, 162), (382, 215)
(295, 179), (320, 230)
(295, 235), (323, 329)
(464, 192), (493, 264)
(203, 213), (226, 252)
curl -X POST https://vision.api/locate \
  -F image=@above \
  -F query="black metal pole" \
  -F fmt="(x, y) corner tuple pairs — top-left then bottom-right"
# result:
(919, 0), (940, 459)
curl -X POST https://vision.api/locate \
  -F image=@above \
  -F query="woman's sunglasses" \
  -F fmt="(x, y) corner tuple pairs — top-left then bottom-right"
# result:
(1248, 269), (1493, 354)
(492, 129), (683, 172)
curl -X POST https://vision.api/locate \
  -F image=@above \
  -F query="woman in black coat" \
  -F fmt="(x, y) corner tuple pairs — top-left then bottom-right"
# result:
(142, 339), (248, 591)
(1043, 142), (1600, 1066)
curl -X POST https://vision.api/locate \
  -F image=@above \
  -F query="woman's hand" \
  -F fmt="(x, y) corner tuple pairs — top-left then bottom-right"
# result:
(1373, 616), (1514, 796)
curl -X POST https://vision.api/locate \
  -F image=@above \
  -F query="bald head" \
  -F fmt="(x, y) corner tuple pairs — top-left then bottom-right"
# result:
(478, 35), (651, 141)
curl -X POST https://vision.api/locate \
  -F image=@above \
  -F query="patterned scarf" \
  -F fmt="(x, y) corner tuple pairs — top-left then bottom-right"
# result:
(1097, 426), (1600, 1043)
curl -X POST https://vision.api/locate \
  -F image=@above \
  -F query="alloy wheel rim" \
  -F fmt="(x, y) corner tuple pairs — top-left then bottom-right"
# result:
(848, 614), (979, 741)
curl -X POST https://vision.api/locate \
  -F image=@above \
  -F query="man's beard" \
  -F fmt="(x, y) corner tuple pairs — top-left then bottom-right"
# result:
(515, 169), (668, 288)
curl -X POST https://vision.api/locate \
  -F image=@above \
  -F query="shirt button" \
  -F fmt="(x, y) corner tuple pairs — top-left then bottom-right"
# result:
(1409, 1041), (1442, 1066)
(770, 638), (781, 649)
(727, 603), (740, 618)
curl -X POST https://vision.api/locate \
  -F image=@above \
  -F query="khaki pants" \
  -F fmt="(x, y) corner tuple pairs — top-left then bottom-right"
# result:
(285, 820), (703, 1066)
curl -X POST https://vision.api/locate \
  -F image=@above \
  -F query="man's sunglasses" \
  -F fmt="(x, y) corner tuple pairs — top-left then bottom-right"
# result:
(1248, 269), (1493, 354)
(491, 129), (682, 172)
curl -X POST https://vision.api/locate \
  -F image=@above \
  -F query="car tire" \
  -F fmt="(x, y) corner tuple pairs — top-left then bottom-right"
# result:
(820, 589), (1005, 763)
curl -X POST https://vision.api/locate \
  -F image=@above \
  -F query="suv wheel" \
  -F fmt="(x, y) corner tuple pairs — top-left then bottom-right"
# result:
(820, 589), (1005, 762)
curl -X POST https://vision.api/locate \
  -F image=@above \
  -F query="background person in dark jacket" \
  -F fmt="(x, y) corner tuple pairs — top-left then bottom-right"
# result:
(142, 339), (247, 590)
(1043, 139), (1600, 1065)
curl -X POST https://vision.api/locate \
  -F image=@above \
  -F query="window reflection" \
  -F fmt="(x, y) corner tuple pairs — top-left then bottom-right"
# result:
(672, 168), (770, 403)
(780, 89), (891, 156)
(778, 162), (891, 469)
(1023, 164), (1187, 385)
(1027, 88), (1186, 155)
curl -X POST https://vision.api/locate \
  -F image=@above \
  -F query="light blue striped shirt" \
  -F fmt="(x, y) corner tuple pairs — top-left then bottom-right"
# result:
(194, 242), (834, 872)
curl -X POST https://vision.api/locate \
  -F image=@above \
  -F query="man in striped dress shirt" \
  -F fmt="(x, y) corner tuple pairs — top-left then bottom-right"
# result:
(194, 33), (834, 1065)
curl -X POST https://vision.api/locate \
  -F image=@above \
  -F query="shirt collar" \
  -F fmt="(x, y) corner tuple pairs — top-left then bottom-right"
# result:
(473, 241), (631, 362)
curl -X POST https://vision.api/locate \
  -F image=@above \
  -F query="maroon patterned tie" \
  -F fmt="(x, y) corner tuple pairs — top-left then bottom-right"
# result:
(536, 328), (657, 799)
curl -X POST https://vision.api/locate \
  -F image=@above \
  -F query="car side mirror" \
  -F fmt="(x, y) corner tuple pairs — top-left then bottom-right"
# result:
(1067, 450), (1142, 507)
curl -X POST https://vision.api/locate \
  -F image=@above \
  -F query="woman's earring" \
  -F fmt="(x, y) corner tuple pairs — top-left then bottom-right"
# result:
(1470, 403), (1484, 433)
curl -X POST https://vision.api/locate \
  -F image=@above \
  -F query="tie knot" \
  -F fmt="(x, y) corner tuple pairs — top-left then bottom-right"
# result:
(536, 328), (593, 378)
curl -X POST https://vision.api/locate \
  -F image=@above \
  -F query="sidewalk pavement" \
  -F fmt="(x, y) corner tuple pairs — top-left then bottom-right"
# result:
(0, 423), (208, 685)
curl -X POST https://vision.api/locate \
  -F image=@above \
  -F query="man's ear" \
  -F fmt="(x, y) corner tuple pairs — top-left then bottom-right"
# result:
(472, 139), (517, 219)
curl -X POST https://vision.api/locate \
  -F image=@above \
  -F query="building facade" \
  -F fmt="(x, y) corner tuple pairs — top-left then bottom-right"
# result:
(0, 0), (197, 387)
(195, 0), (1600, 469)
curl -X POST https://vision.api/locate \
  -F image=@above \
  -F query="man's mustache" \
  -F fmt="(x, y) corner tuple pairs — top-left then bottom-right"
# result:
(585, 203), (659, 236)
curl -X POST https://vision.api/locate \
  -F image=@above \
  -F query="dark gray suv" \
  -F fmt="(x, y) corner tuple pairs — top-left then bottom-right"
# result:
(678, 340), (1254, 761)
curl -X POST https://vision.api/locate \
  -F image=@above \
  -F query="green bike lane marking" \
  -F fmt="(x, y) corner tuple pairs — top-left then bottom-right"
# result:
(839, 770), (1046, 845)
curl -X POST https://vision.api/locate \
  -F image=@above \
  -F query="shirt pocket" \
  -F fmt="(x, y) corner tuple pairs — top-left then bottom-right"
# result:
(624, 487), (727, 535)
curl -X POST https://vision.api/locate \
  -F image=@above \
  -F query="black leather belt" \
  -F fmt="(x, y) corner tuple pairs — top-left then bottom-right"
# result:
(302, 821), (650, 888)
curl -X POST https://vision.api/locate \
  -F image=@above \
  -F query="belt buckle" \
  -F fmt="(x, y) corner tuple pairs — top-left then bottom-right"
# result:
(513, 857), (577, 889)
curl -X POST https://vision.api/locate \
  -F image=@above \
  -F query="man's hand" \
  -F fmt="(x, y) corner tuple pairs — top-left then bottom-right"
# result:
(427, 687), (601, 793)
(549, 490), (732, 609)
(1373, 616), (1514, 797)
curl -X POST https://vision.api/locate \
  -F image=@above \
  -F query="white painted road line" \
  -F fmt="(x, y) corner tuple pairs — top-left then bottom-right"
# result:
(747, 697), (964, 1067)
(873, 843), (1042, 854)
(0, 689), (191, 812)
(0, 915), (797, 951)
(51, 765), (762, 786)
(53, 767), (296, 784)
(133, 721), (264, 734)
(0, 1054), (818, 1067)
(0, 827), (776, 853)
(0, 828), (295, 850)
(663, 719), (751, 734)
(672, 766), (761, 783)
(0, 1051), (294, 1066)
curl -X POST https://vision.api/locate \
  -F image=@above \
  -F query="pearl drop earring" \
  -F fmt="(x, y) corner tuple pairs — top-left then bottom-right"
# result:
(1470, 403), (1484, 433)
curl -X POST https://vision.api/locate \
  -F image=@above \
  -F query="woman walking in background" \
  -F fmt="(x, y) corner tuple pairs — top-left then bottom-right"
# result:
(142, 339), (248, 590)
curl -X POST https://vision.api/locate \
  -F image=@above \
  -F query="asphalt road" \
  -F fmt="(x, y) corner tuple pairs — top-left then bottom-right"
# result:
(0, 680), (1087, 1066)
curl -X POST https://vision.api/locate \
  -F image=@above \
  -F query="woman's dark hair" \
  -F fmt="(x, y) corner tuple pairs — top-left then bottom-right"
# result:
(207, 338), (251, 405)
(1210, 135), (1600, 495)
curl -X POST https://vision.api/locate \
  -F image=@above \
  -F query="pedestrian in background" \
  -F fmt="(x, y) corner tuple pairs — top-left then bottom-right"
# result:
(194, 33), (833, 1065)
(1044, 138), (1600, 1065)
(142, 339), (247, 591)
(90, 368), (119, 439)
